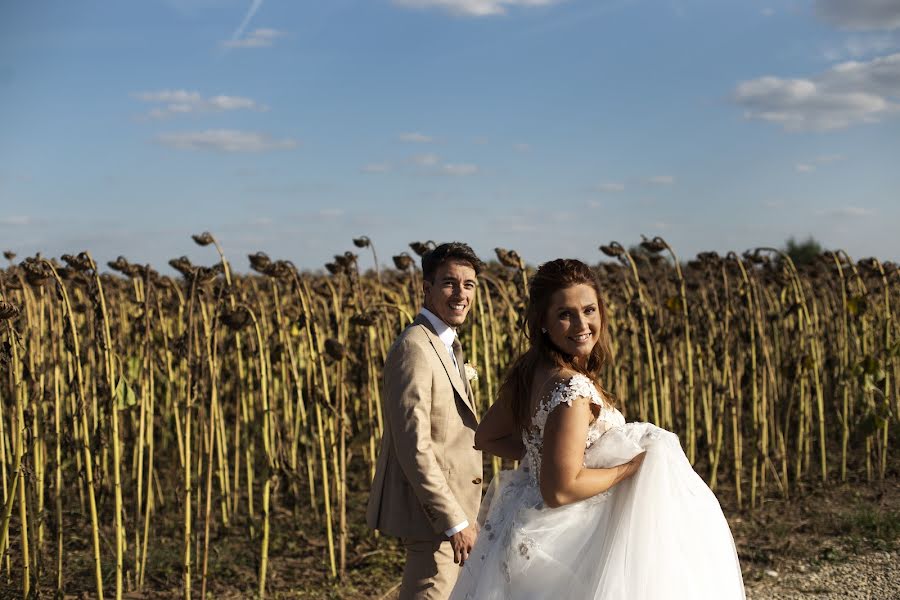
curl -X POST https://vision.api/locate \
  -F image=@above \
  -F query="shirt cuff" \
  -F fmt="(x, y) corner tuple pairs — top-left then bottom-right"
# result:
(444, 520), (469, 537)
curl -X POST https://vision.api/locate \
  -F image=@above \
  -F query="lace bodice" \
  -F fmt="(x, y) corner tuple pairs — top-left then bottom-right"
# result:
(522, 373), (625, 484)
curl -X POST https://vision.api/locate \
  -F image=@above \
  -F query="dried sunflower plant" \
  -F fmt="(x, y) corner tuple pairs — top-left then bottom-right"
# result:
(0, 234), (896, 598)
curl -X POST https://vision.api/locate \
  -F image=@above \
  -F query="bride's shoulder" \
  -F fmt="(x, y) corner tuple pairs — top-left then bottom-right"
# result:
(544, 370), (599, 407)
(543, 367), (576, 385)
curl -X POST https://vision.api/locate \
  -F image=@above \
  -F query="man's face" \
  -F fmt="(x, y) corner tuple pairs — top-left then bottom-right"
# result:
(423, 259), (477, 328)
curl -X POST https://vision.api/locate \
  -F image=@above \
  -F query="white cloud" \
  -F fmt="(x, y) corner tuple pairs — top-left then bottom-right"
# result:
(825, 53), (900, 97)
(823, 33), (899, 61)
(361, 163), (392, 173)
(816, 205), (876, 217)
(814, 0), (900, 31)
(228, 0), (264, 39)
(412, 153), (440, 166)
(595, 182), (625, 192)
(407, 151), (478, 176)
(441, 163), (479, 176)
(647, 175), (675, 185)
(154, 129), (297, 152)
(393, 0), (564, 17)
(134, 89), (267, 119)
(0, 216), (30, 226)
(797, 154), (847, 172)
(134, 90), (202, 104)
(318, 208), (346, 218)
(761, 7), (775, 17)
(399, 132), (435, 143)
(513, 142), (531, 152)
(732, 52), (900, 131)
(222, 28), (286, 48)
(207, 95), (260, 110)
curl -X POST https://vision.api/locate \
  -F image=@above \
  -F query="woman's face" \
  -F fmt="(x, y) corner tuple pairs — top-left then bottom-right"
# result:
(543, 283), (602, 364)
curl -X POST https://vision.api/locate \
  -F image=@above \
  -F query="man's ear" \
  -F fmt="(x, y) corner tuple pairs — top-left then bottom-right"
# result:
(421, 279), (431, 311)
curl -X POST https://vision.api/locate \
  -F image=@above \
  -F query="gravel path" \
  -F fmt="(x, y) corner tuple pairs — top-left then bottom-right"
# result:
(376, 551), (900, 600)
(744, 550), (900, 599)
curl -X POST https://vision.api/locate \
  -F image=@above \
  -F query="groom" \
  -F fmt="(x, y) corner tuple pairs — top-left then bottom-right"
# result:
(367, 242), (485, 599)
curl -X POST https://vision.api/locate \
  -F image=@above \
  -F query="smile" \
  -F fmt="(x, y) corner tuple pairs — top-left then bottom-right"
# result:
(570, 333), (591, 343)
(450, 304), (466, 311)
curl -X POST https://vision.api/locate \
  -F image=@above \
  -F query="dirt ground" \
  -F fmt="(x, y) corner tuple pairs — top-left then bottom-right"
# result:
(4, 469), (899, 599)
(735, 478), (900, 599)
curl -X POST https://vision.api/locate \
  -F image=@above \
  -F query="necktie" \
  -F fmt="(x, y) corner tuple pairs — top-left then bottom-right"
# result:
(452, 338), (467, 385)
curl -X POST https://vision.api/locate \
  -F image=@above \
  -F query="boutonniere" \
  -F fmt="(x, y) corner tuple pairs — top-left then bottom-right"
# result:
(464, 362), (478, 382)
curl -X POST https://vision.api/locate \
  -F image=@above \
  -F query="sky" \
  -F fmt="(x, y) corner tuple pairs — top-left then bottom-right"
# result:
(1, 0), (898, 273)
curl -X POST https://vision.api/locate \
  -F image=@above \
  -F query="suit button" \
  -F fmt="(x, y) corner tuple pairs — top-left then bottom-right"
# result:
(472, 478), (482, 485)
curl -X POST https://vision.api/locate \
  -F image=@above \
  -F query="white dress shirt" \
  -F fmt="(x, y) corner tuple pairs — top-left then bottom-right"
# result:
(420, 308), (469, 537)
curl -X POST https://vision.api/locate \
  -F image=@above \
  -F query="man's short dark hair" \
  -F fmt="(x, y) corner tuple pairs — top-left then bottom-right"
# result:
(421, 242), (484, 282)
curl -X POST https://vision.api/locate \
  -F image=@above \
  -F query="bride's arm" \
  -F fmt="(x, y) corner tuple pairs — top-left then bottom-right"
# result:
(474, 400), (526, 460)
(540, 396), (643, 508)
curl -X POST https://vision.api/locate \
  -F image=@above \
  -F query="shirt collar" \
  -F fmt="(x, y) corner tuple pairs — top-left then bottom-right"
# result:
(420, 307), (457, 348)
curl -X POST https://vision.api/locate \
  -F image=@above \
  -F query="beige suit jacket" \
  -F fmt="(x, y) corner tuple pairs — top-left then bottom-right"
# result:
(366, 314), (483, 540)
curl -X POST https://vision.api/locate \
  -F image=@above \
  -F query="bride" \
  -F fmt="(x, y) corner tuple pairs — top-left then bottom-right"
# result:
(450, 259), (745, 599)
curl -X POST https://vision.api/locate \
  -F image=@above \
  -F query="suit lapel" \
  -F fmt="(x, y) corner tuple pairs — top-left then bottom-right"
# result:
(414, 314), (476, 417)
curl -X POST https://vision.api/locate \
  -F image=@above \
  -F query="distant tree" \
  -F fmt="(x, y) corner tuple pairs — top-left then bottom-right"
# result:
(783, 236), (823, 266)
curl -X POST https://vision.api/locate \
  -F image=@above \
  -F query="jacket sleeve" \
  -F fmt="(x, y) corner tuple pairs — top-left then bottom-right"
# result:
(385, 336), (467, 534)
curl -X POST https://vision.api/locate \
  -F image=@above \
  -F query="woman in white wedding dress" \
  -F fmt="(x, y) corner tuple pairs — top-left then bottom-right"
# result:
(450, 259), (745, 599)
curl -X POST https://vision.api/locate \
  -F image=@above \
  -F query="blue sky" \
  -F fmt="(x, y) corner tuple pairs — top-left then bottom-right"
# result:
(1, 0), (898, 273)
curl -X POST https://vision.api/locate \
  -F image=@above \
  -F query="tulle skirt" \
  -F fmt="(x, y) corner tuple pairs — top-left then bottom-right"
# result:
(450, 423), (745, 599)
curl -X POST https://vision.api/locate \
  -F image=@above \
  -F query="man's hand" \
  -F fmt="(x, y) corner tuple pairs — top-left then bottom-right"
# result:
(449, 523), (478, 566)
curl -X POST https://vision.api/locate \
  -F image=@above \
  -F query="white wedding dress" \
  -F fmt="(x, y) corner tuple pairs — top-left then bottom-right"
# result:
(450, 374), (745, 599)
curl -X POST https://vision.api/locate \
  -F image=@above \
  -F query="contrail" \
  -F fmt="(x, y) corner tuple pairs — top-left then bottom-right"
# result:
(229, 0), (265, 43)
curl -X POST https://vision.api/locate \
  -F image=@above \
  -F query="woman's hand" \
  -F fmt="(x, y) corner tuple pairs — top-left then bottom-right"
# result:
(613, 451), (646, 485)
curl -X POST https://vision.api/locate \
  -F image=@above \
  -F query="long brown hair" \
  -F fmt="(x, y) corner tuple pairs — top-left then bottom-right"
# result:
(499, 258), (615, 432)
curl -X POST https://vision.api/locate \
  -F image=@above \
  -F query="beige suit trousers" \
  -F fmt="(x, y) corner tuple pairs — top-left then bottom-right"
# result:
(399, 537), (459, 600)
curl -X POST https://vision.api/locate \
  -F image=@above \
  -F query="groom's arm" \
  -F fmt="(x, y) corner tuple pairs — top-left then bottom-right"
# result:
(385, 337), (468, 535)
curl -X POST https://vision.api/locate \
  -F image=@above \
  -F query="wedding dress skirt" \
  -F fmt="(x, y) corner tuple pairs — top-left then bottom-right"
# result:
(450, 422), (746, 599)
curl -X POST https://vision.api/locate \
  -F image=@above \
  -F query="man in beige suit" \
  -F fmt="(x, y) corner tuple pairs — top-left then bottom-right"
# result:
(367, 242), (485, 599)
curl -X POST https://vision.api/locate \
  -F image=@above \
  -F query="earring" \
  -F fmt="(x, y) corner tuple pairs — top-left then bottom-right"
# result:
(541, 327), (548, 334)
